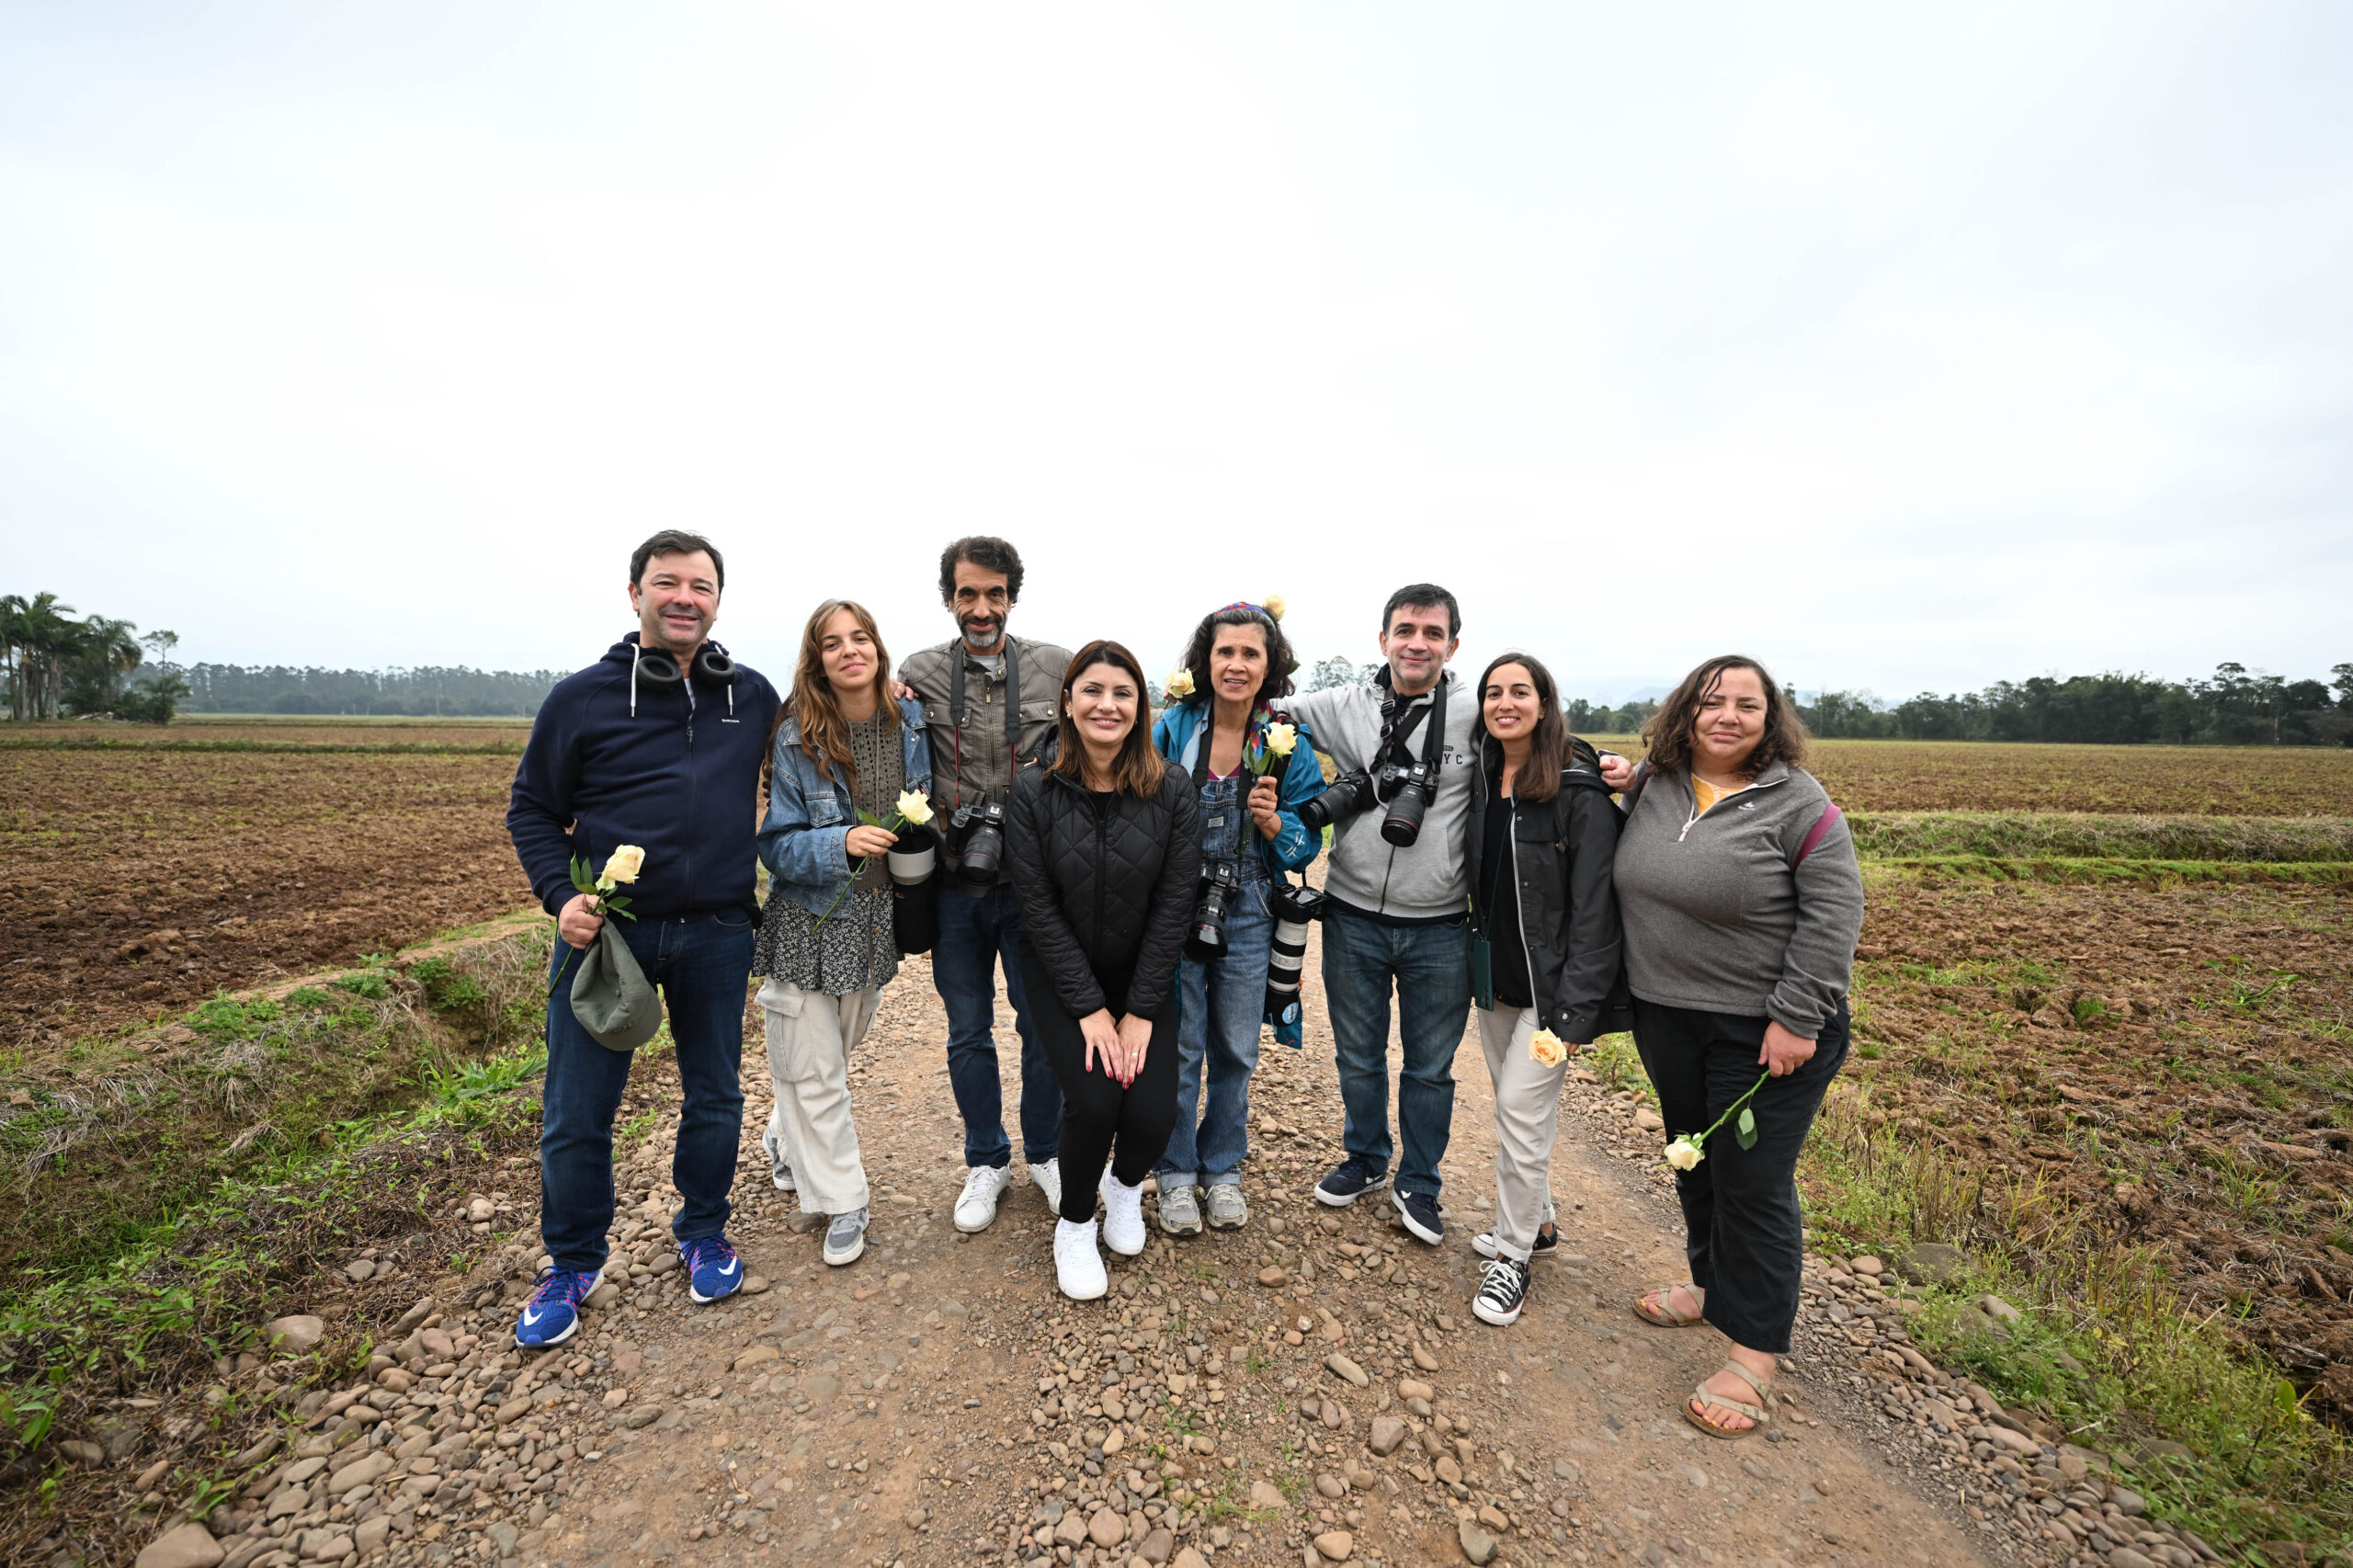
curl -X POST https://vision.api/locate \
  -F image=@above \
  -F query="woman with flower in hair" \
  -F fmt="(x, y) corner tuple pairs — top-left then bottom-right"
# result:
(1147, 599), (1326, 1236)
(756, 599), (933, 1270)
(1461, 652), (1623, 1326)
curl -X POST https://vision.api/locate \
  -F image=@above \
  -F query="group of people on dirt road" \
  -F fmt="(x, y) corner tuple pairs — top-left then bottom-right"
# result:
(504, 528), (1866, 1441)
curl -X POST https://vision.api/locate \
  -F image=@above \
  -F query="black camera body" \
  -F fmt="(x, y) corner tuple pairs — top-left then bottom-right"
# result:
(1186, 860), (1243, 962)
(1295, 767), (1375, 834)
(1375, 756), (1437, 846)
(949, 800), (1008, 885)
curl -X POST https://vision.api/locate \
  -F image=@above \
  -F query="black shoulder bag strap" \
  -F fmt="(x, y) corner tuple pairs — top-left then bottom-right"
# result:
(948, 640), (1025, 801)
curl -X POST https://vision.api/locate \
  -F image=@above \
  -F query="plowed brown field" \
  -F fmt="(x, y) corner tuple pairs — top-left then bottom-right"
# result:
(2, 747), (533, 1051)
(1835, 869), (2353, 1413)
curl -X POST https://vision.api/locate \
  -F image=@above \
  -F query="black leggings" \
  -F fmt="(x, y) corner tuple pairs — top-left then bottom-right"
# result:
(1019, 944), (1180, 1222)
(1631, 996), (1850, 1356)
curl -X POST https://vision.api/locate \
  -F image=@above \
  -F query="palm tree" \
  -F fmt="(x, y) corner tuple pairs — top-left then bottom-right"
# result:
(16, 593), (80, 720)
(0, 594), (25, 722)
(74, 615), (143, 709)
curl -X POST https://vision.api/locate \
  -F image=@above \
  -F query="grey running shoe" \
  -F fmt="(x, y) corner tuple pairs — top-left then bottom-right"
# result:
(1157, 1182), (1203, 1236)
(823, 1208), (867, 1267)
(1205, 1183), (1249, 1230)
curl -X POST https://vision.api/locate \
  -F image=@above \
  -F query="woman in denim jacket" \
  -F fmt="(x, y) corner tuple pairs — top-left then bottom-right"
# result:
(1149, 600), (1325, 1235)
(756, 599), (933, 1268)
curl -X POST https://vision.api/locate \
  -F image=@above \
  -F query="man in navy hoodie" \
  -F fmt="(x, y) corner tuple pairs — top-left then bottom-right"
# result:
(506, 529), (781, 1348)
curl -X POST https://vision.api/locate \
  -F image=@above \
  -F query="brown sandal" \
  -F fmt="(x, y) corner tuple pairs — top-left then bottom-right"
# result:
(1631, 1284), (1706, 1328)
(1682, 1361), (1772, 1439)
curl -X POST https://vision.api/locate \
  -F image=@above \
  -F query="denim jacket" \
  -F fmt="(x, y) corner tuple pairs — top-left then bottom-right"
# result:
(1150, 701), (1326, 878)
(757, 697), (934, 917)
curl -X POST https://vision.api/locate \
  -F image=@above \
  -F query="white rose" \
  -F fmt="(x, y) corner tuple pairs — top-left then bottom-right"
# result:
(1265, 721), (1298, 758)
(1262, 595), (1286, 621)
(1664, 1138), (1703, 1172)
(1164, 668), (1196, 700)
(1528, 1028), (1566, 1068)
(602, 845), (646, 885)
(895, 789), (934, 827)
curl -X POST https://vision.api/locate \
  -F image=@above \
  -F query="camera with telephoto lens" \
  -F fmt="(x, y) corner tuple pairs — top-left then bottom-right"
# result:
(1186, 860), (1242, 963)
(1375, 756), (1438, 846)
(949, 800), (1008, 884)
(1294, 767), (1376, 834)
(1263, 881), (1327, 1026)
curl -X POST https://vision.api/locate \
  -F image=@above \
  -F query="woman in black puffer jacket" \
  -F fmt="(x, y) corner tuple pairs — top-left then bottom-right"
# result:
(1006, 639), (1200, 1301)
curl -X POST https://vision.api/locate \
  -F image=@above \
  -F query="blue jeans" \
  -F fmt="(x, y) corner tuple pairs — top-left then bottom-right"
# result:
(1159, 878), (1274, 1188)
(932, 881), (1062, 1167)
(540, 910), (756, 1275)
(1320, 905), (1471, 1199)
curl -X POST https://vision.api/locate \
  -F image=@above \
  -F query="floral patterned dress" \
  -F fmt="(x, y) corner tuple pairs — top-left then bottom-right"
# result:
(754, 711), (902, 995)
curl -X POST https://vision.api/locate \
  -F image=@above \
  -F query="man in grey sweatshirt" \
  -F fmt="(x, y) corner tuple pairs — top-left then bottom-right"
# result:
(1280, 585), (1479, 1244)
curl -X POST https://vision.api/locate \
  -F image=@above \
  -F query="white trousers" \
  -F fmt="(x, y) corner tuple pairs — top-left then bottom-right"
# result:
(758, 978), (878, 1217)
(1477, 1003), (1567, 1263)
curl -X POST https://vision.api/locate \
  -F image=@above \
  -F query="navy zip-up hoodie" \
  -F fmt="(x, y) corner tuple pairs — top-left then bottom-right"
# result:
(507, 635), (782, 921)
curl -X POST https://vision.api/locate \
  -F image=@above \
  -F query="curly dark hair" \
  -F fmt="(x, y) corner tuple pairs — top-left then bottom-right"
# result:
(1641, 654), (1810, 779)
(1173, 604), (1296, 713)
(938, 536), (1024, 607)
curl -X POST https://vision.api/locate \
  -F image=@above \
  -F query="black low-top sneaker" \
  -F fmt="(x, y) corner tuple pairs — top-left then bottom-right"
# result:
(1473, 1256), (1531, 1326)
(1472, 1223), (1558, 1261)
(1392, 1188), (1445, 1244)
(1314, 1156), (1390, 1208)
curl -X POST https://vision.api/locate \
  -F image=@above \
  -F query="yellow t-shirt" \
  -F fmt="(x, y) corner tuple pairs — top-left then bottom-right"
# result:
(1692, 778), (1744, 816)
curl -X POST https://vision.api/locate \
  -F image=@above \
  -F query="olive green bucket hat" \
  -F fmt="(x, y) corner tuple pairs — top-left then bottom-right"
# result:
(569, 926), (663, 1052)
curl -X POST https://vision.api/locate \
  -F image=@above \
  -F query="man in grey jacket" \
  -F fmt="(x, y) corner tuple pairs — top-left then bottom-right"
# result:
(900, 536), (1074, 1234)
(1280, 585), (1479, 1244)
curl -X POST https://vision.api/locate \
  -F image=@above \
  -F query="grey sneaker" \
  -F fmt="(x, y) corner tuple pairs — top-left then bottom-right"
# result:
(1156, 1182), (1203, 1236)
(1205, 1183), (1249, 1230)
(823, 1208), (867, 1267)
(760, 1128), (796, 1193)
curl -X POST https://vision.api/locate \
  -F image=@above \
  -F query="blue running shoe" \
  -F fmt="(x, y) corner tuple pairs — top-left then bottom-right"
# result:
(514, 1267), (602, 1349)
(681, 1233), (744, 1303)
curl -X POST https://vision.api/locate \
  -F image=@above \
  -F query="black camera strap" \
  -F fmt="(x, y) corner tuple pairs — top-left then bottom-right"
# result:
(948, 638), (1023, 809)
(1375, 670), (1448, 775)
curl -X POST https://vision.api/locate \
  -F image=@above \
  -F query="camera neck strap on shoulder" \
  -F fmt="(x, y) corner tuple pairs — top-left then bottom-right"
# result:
(948, 639), (1023, 809)
(1376, 671), (1447, 775)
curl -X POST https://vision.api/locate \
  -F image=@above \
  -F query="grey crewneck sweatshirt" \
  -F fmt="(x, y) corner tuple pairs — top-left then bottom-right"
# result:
(1610, 759), (1864, 1035)
(1283, 669), (1478, 923)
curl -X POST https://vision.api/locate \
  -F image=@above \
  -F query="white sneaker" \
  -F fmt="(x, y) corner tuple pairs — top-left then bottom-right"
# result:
(1029, 1157), (1063, 1216)
(1099, 1171), (1147, 1256)
(954, 1164), (1013, 1233)
(1054, 1217), (1108, 1301)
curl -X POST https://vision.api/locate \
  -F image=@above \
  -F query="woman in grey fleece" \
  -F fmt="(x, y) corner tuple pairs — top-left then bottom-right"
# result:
(1605, 655), (1864, 1440)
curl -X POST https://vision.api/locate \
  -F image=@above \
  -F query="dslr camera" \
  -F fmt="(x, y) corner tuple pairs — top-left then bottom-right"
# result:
(1373, 756), (1438, 846)
(1295, 767), (1376, 834)
(949, 800), (1008, 884)
(1185, 861), (1242, 963)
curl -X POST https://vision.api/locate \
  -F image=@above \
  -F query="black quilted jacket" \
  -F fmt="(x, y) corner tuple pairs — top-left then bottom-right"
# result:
(1006, 761), (1200, 1020)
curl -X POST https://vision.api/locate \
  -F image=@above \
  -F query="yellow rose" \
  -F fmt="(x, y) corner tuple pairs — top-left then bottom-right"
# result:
(1528, 1028), (1566, 1069)
(1262, 595), (1286, 621)
(1265, 721), (1298, 758)
(1164, 668), (1196, 700)
(895, 789), (934, 827)
(1664, 1138), (1703, 1172)
(602, 845), (646, 885)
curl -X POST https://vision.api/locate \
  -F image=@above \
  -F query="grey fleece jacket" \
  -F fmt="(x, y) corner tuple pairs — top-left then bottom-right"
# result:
(1282, 668), (1479, 923)
(1611, 759), (1864, 1036)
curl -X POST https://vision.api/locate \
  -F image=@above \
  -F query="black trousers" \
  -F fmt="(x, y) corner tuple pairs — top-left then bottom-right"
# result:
(1019, 944), (1181, 1223)
(1631, 996), (1849, 1355)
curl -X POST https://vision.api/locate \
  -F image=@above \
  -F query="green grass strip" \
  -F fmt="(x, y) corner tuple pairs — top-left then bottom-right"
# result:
(1850, 811), (2353, 863)
(1872, 855), (2353, 886)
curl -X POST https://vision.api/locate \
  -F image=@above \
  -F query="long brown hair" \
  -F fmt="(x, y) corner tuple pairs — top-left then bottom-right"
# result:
(1473, 651), (1569, 803)
(1641, 654), (1809, 779)
(1050, 640), (1165, 798)
(781, 598), (897, 790)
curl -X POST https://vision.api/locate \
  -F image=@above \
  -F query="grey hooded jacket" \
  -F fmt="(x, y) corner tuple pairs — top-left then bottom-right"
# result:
(1283, 667), (1479, 924)
(1610, 758), (1864, 1037)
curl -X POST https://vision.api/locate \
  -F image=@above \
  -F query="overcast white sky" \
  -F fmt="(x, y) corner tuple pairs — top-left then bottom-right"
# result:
(2, 3), (2347, 703)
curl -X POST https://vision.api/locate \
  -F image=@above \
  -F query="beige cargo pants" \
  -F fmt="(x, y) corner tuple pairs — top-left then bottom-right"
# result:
(757, 979), (878, 1217)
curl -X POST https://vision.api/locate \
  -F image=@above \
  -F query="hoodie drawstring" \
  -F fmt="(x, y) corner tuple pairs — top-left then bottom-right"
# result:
(630, 643), (641, 718)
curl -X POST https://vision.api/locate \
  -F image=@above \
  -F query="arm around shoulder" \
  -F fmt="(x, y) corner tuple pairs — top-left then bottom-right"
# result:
(1768, 785), (1865, 1037)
